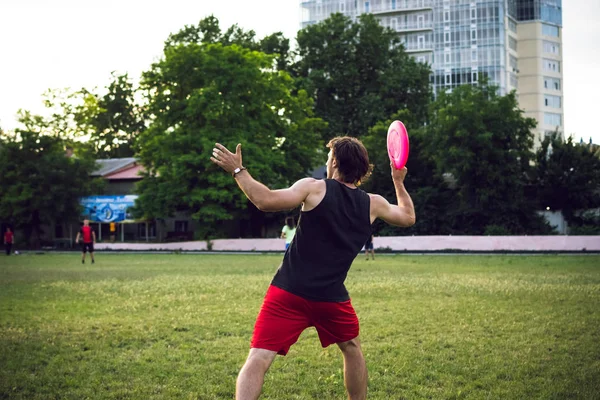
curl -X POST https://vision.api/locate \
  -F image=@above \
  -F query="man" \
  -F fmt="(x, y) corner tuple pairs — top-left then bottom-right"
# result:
(364, 233), (375, 261)
(75, 219), (96, 264)
(211, 136), (415, 400)
(4, 227), (14, 256)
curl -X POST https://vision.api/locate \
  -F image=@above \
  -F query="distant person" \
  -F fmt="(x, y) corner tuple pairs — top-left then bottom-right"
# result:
(281, 217), (297, 250)
(4, 227), (14, 256)
(364, 233), (375, 261)
(75, 220), (96, 264)
(110, 222), (116, 243)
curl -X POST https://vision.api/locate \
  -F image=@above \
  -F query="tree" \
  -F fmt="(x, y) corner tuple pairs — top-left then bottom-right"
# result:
(0, 129), (99, 248)
(134, 39), (325, 238)
(426, 82), (551, 234)
(79, 72), (146, 158)
(165, 16), (291, 72)
(14, 73), (145, 159)
(533, 134), (600, 232)
(294, 13), (431, 141)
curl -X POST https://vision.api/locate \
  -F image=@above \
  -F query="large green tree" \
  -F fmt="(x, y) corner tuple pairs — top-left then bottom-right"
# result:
(294, 13), (432, 141)
(533, 134), (600, 232)
(0, 129), (99, 248)
(426, 82), (550, 234)
(134, 37), (325, 238)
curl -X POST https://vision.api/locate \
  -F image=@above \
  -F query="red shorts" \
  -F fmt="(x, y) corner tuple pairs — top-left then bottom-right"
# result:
(250, 285), (359, 355)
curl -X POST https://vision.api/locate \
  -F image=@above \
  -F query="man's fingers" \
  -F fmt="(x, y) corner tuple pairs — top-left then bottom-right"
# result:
(210, 157), (223, 165)
(215, 143), (231, 154)
(236, 143), (241, 156)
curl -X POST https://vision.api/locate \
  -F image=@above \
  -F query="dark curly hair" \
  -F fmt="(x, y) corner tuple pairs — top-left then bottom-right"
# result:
(327, 136), (373, 185)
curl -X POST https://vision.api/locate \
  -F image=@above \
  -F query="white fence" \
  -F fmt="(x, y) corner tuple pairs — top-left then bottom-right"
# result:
(94, 236), (600, 252)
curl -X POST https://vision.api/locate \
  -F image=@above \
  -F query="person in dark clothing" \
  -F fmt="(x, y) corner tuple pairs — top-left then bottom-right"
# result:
(4, 227), (14, 256)
(211, 137), (415, 400)
(364, 234), (375, 261)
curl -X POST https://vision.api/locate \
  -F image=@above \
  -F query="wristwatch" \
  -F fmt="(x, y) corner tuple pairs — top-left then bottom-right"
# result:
(232, 167), (247, 177)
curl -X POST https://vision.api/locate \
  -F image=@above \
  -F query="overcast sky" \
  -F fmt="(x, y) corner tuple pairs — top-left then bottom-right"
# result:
(0, 0), (598, 144)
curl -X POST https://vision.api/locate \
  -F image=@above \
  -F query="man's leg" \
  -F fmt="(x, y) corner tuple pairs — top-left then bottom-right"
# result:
(364, 249), (369, 260)
(338, 337), (367, 400)
(90, 251), (95, 263)
(236, 348), (277, 400)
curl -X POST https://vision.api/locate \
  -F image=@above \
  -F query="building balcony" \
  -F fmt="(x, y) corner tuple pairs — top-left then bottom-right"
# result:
(371, 0), (434, 15)
(392, 24), (434, 33)
(405, 46), (434, 53)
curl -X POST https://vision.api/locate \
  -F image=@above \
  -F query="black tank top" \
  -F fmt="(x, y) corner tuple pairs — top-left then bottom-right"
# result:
(271, 179), (372, 302)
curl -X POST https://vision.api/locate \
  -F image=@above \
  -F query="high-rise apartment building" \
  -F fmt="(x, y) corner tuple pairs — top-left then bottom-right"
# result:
(300, 0), (563, 143)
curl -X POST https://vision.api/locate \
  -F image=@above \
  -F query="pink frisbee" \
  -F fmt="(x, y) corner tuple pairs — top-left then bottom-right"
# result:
(387, 120), (409, 169)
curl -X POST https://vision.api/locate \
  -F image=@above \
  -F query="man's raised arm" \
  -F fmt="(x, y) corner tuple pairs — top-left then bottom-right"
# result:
(370, 166), (416, 227)
(210, 143), (316, 212)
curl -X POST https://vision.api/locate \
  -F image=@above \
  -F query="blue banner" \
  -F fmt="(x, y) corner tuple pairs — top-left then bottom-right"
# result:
(80, 195), (138, 223)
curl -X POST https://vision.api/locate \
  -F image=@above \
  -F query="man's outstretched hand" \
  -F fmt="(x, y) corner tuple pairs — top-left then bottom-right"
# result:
(210, 143), (243, 174)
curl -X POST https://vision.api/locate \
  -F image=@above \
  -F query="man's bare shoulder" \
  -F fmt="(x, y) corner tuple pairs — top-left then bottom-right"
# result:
(368, 193), (387, 205)
(294, 177), (326, 192)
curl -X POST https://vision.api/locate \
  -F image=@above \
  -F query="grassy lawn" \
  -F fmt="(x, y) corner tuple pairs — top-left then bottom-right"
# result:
(0, 253), (599, 399)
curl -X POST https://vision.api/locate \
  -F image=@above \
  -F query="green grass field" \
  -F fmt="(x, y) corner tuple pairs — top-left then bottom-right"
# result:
(0, 253), (599, 399)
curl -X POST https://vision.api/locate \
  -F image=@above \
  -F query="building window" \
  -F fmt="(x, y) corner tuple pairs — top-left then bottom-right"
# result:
(509, 55), (518, 71)
(542, 23), (559, 37)
(544, 95), (561, 108)
(544, 112), (562, 126)
(446, 74), (451, 85)
(510, 73), (518, 88)
(471, 49), (477, 61)
(340, 1), (345, 12)
(471, 8), (476, 20)
(509, 36), (517, 51)
(391, 18), (397, 30)
(445, 53), (450, 64)
(508, 19), (517, 33)
(544, 77), (561, 90)
(175, 220), (188, 232)
(364, 1), (370, 13)
(138, 222), (157, 239)
(543, 41), (560, 55)
(391, 0), (396, 9)
(472, 72), (478, 82)
(471, 29), (477, 40)
(444, 11), (450, 22)
(543, 59), (560, 72)
(445, 32), (450, 43)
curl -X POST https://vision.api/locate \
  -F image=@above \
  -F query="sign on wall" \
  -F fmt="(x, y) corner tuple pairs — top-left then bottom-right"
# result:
(80, 195), (138, 223)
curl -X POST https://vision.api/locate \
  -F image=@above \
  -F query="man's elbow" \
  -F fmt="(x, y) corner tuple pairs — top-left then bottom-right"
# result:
(402, 215), (416, 227)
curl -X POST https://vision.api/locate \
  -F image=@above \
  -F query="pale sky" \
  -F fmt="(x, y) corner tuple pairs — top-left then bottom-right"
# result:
(1, 0), (599, 144)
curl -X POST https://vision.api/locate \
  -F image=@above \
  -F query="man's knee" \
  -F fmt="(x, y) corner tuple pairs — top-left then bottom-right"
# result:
(337, 337), (362, 355)
(242, 348), (277, 373)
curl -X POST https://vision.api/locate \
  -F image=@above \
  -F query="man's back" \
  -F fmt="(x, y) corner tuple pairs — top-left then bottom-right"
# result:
(271, 179), (371, 302)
